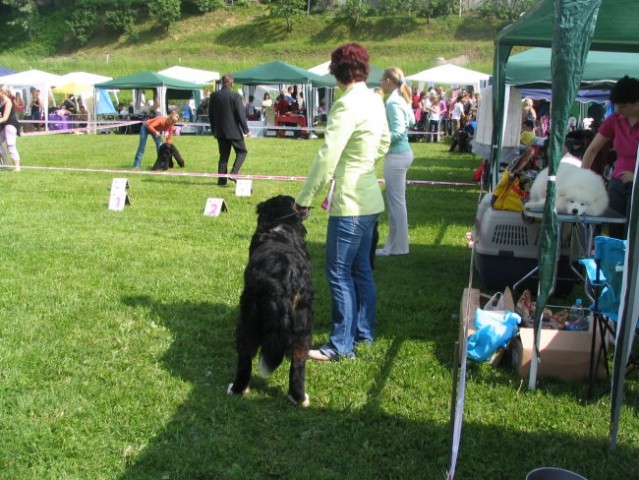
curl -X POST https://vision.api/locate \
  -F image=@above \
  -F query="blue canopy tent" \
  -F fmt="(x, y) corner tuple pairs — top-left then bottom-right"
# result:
(0, 66), (16, 77)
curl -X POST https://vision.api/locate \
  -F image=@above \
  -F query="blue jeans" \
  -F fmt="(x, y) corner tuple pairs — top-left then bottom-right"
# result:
(607, 178), (632, 238)
(133, 123), (162, 168)
(320, 214), (379, 359)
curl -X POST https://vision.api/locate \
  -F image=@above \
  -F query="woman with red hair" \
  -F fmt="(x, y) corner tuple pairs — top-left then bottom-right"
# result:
(294, 43), (390, 361)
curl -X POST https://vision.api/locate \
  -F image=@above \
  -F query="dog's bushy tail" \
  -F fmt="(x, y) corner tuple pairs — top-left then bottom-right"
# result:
(258, 336), (287, 377)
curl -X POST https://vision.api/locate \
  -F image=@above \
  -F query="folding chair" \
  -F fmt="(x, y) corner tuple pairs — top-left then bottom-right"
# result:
(579, 236), (626, 396)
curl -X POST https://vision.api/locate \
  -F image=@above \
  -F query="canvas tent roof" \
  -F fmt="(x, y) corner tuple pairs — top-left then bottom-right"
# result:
(94, 71), (201, 90)
(406, 64), (491, 89)
(94, 71), (202, 117)
(232, 60), (331, 87)
(308, 61), (330, 75)
(158, 66), (220, 85)
(60, 71), (112, 85)
(2, 69), (65, 130)
(495, 0), (639, 53)
(506, 48), (639, 86)
(1, 68), (64, 88)
(0, 66), (16, 77)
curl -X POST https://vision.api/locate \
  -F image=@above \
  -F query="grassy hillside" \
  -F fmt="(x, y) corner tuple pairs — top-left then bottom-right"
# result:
(0, 3), (502, 78)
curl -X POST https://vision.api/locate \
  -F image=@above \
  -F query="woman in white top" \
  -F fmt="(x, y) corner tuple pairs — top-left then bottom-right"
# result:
(426, 92), (440, 142)
(450, 96), (464, 132)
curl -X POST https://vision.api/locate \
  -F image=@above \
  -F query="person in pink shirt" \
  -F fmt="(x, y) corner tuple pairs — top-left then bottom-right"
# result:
(582, 76), (639, 238)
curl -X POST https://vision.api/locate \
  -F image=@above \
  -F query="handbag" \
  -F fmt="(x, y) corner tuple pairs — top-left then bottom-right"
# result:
(491, 147), (535, 212)
(491, 171), (528, 212)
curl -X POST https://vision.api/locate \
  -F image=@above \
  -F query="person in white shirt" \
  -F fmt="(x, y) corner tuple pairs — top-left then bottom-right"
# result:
(426, 92), (440, 143)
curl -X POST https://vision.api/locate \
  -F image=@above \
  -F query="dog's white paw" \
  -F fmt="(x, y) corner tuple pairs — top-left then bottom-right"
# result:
(288, 393), (310, 408)
(227, 383), (249, 396)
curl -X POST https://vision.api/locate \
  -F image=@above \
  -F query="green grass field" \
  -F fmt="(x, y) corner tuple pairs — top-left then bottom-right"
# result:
(1, 129), (638, 479)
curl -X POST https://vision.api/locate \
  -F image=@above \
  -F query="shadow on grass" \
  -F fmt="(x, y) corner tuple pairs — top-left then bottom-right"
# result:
(117, 292), (639, 479)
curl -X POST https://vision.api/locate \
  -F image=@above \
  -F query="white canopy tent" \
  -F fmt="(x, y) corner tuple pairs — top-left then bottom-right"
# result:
(308, 61), (331, 76)
(59, 71), (112, 85)
(158, 66), (220, 86)
(158, 66), (220, 119)
(406, 64), (491, 91)
(56, 72), (114, 125)
(2, 69), (65, 131)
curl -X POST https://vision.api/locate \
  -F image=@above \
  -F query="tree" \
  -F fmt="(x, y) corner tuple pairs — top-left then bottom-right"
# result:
(148, 0), (181, 32)
(104, 0), (137, 35)
(269, 0), (306, 33)
(476, 0), (536, 22)
(342, 0), (368, 28)
(2, 0), (39, 36)
(185, 0), (226, 13)
(66, 3), (98, 46)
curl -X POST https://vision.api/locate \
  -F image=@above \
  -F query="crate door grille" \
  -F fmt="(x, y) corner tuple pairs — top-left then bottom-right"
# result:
(491, 224), (530, 247)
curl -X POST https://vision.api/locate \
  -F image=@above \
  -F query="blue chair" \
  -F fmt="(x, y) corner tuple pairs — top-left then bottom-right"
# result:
(579, 236), (626, 395)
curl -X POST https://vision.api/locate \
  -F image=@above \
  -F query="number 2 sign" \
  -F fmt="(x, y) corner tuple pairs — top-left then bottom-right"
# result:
(108, 178), (131, 211)
(203, 198), (228, 217)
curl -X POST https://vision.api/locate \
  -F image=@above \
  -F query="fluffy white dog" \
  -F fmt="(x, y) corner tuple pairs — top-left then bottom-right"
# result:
(526, 154), (609, 216)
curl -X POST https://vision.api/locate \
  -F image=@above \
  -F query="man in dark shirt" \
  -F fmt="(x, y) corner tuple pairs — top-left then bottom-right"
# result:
(208, 74), (250, 186)
(61, 94), (78, 114)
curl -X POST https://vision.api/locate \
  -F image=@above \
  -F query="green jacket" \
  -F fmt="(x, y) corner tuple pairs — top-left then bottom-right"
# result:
(296, 82), (390, 216)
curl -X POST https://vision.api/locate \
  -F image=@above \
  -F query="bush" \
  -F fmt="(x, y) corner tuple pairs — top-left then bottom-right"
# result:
(188, 0), (226, 13)
(148, 0), (181, 31)
(3, 0), (40, 38)
(476, 0), (536, 21)
(104, 0), (137, 35)
(66, 6), (98, 46)
(342, 0), (369, 28)
(269, 0), (306, 33)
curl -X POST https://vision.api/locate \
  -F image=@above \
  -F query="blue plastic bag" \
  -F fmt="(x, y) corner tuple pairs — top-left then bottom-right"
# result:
(467, 309), (521, 362)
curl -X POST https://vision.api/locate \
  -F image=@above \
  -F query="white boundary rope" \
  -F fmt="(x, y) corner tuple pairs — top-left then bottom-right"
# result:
(5, 165), (478, 187)
(12, 121), (478, 187)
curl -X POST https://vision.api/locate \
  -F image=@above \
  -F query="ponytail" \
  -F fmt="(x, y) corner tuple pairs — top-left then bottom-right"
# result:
(382, 67), (412, 104)
(398, 82), (412, 104)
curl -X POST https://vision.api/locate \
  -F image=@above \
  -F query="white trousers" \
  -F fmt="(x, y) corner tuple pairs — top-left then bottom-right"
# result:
(0, 125), (21, 167)
(381, 150), (414, 254)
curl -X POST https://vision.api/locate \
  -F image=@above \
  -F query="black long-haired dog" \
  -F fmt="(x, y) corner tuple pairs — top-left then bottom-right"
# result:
(227, 195), (313, 407)
(151, 143), (185, 171)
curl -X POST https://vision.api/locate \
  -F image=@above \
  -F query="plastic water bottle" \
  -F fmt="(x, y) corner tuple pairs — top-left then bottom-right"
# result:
(570, 298), (583, 322)
(566, 298), (588, 331)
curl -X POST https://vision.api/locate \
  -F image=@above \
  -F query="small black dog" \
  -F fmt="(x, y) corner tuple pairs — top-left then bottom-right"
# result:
(227, 195), (313, 407)
(151, 143), (185, 171)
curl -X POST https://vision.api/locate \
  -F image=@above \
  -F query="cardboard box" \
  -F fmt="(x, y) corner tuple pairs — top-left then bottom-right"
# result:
(459, 287), (607, 381)
(512, 317), (606, 381)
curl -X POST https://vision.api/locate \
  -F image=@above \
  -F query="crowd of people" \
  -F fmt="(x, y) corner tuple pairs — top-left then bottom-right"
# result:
(410, 84), (480, 145)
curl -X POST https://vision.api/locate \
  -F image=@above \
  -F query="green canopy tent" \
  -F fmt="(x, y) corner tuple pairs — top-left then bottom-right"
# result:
(232, 60), (332, 135)
(94, 71), (202, 116)
(506, 48), (639, 87)
(489, 0), (639, 452)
